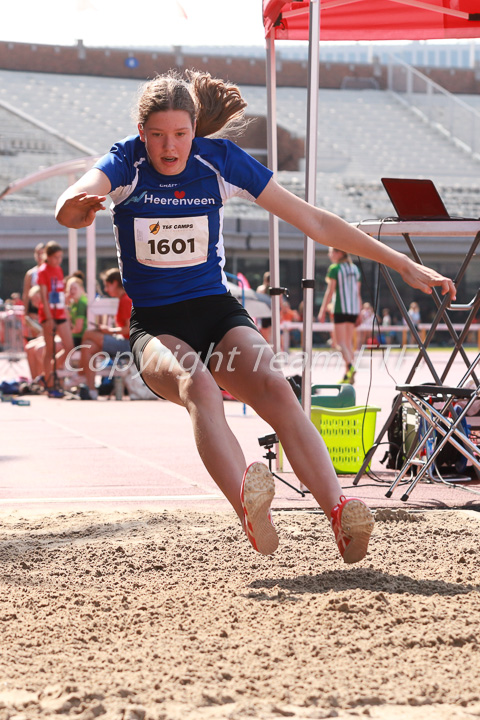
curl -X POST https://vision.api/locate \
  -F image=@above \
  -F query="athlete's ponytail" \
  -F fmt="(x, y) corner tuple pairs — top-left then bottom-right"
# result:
(185, 70), (249, 138)
(136, 70), (249, 139)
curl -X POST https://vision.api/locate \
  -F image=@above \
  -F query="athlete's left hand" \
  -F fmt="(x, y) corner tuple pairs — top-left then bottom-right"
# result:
(400, 258), (456, 300)
(56, 192), (106, 229)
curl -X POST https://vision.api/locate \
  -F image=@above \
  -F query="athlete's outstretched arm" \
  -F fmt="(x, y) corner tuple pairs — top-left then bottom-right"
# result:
(256, 178), (456, 300)
(55, 168), (111, 229)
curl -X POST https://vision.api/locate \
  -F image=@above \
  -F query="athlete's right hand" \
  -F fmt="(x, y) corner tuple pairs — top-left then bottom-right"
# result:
(55, 192), (106, 229)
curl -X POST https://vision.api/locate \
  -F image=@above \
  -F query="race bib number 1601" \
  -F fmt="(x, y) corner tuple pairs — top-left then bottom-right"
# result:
(134, 215), (209, 268)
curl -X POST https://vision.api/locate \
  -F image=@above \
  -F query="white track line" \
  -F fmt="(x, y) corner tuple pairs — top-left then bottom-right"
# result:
(2, 494), (224, 504)
(44, 417), (218, 492)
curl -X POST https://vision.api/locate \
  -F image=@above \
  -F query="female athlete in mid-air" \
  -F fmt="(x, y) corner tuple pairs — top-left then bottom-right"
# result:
(56, 70), (455, 563)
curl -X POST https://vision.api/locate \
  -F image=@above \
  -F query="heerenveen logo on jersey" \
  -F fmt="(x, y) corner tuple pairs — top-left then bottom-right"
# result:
(124, 190), (215, 207)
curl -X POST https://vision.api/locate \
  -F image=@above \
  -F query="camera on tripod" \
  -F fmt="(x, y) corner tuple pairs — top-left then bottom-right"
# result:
(258, 433), (278, 448)
(257, 432), (309, 497)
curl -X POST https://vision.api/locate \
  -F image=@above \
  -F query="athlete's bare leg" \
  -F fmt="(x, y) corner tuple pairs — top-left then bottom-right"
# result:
(140, 335), (249, 518)
(212, 326), (344, 516)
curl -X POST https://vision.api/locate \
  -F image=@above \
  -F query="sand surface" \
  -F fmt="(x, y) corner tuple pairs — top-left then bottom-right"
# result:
(1, 507), (480, 720)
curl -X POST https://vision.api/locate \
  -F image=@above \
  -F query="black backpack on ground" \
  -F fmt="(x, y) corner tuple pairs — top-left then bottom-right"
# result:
(380, 394), (406, 470)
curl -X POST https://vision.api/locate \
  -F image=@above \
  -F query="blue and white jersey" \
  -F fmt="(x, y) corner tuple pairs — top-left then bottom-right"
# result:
(94, 135), (273, 307)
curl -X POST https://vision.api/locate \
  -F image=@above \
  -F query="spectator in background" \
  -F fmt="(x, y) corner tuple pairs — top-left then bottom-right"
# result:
(37, 241), (74, 397)
(66, 276), (88, 347)
(318, 247), (362, 384)
(381, 307), (393, 345)
(77, 268), (132, 400)
(70, 269), (85, 283)
(407, 301), (421, 344)
(10, 292), (23, 306)
(22, 243), (46, 362)
(356, 302), (378, 349)
(280, 300), (300, 352)
(24, 285), (45, 381)
(25, 285), (67, 387)
(290, 300), (303, 347)
(408, 301), (421, 325)
(22, 243), (46, 335)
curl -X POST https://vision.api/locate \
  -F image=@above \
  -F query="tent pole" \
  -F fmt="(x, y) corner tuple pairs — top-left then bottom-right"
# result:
(68, 227), (78, 276)
(301, 0), (321, 418)
(266, 30), (282, 357)
(86, 220), (97, 325)
(67, 172), (78, 276)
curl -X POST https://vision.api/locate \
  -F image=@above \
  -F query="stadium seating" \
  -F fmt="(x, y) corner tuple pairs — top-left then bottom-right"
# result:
(1, 69), (480, 221)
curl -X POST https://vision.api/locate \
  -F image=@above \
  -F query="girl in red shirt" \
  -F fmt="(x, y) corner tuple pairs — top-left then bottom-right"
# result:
(37, 241), (74, 396)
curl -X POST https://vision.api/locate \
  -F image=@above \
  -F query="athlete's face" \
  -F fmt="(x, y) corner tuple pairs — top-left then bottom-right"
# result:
(138, 110), (195, 176)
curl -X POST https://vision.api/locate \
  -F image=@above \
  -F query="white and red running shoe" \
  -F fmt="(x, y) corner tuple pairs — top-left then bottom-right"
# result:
(241, 461), (279, 555)
(330, 495), (374, 564)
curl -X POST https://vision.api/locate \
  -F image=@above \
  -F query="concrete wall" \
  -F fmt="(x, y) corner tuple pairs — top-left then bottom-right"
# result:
(0, 40), (386, 89)
(2, 39), (480, 94)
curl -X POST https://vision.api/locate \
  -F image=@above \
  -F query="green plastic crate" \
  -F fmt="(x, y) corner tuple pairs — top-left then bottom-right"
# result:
(311, 383), (356, 408)
(311, 405), (381, 474)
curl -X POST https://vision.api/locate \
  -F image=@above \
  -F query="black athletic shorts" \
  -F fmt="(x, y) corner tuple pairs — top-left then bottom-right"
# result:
(41, 317), (67, 326)
(130, 292), (260, 370)
(333, 312), (358, 324)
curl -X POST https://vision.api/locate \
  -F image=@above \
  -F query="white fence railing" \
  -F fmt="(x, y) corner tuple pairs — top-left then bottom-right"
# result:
(387, 55), (480, 160)
(282, 321), (480, 346)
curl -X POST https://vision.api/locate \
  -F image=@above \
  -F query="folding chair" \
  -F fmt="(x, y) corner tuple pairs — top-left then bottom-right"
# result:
(353, 224), (480, 487)
(386, 351), (480, 501)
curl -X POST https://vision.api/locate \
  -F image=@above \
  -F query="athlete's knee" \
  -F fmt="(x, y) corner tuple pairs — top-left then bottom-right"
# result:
(249, 371), (295, 411)
(178, 368), (222, 410)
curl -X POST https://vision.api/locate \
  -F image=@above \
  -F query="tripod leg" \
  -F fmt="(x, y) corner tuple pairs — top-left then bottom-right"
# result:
(264, 447), (309, 497)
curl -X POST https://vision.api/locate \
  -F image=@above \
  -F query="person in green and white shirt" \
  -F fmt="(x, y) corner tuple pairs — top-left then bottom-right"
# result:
(318, 247), (362, 384)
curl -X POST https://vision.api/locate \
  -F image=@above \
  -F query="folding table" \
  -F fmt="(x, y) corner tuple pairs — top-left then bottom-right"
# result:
(351, 219), (480, 493)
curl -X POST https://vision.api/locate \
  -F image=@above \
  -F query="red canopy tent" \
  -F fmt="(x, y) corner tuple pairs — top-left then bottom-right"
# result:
(262, 0), (480, 417)
(263, 1), (480, 42)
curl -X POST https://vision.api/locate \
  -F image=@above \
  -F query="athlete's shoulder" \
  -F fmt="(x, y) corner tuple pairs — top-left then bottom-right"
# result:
(192, 137), (272, 197)
(110, 134), (143, 153)
(96, 134), (146, 168)
(193, 136), (231, 153)
(95, 135), (148, 191)
(193, 137), (254, 166)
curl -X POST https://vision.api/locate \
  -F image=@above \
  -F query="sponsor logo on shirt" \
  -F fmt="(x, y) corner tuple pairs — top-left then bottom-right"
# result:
(124, 190), (215, 207)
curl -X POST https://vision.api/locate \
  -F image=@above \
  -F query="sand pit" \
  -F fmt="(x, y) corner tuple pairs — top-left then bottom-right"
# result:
(0, 507), (479, 720)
